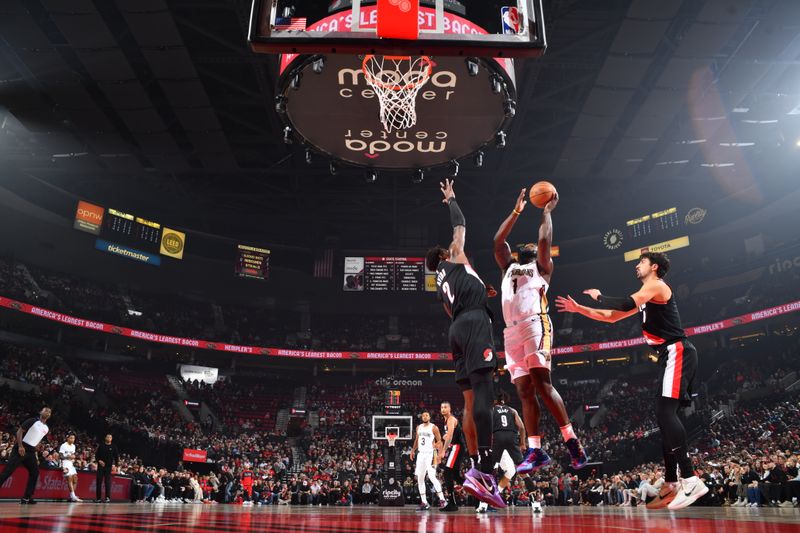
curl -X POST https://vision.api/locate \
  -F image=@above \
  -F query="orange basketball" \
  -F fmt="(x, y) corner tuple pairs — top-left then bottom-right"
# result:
(529, 181), (557, 208)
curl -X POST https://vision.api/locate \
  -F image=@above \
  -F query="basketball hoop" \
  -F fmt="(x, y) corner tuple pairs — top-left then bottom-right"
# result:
(362, 55), (433, 133)
(386, 426), (400, 447)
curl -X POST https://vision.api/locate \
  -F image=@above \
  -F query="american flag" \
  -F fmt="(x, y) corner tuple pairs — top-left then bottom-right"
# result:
(313, 248), (334, 279)
(274, 17), (307, 31)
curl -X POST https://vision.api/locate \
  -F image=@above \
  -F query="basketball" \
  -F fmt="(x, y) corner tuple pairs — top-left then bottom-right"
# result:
(529, 181), (557, 208)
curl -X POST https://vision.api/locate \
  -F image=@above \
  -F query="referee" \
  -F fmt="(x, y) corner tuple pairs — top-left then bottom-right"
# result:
(95, 433), (119, 503)
(0, 406), (52, 504)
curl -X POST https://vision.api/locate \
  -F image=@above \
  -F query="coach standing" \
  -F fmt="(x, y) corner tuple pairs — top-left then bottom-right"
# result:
(95, 433), (119, 502)
(0, 406), (52, 504)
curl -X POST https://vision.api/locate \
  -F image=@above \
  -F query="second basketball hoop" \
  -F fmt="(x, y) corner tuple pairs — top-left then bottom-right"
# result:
(362, 55), (433, 133)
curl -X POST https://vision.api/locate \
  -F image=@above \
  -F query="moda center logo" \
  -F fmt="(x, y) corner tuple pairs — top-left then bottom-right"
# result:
(279, 53), (514, 169)
(337, 67), (456, 157)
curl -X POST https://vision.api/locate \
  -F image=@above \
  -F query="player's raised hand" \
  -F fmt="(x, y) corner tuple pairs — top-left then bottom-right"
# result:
(514, 188), (527, 214)
(543, 191), (559, 214)
(440, 178), (456, 204)
(555, 295), (579, 313)
(583, 289), (601, 301)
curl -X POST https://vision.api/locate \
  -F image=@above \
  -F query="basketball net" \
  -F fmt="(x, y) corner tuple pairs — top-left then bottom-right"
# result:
(362, 55), (433, 133)
(386, 433), (398, 448)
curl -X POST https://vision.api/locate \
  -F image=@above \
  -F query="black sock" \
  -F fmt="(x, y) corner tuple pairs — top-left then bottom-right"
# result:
(478, 448), (493, 475)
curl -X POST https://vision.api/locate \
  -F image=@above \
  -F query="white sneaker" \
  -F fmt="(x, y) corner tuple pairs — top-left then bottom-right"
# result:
(778, 501), (794, 508)
(667, 477), (709, 510)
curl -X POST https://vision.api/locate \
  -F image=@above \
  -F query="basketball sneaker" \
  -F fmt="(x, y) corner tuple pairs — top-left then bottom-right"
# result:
(565, 438), (589, 469)
(439, 501), (458, 512)
(416, 503), (431, 512)
(463, 468), (506, 508)
(646, 484), (677, 509)
(517, 448), (551, 474)
(667, 477), (709, 510)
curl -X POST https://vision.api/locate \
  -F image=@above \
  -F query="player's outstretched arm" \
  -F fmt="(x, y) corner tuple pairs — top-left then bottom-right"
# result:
(583, 280), (666, 310)
(494, 188), (527, 270)
(440, 179), (468, 265)
(536, 192), (558, 277)
(555, 295), (637, 323)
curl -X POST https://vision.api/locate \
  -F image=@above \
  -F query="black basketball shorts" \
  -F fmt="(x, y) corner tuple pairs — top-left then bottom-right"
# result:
(657, 339), (698, 406)
(449, 309), (498, 389)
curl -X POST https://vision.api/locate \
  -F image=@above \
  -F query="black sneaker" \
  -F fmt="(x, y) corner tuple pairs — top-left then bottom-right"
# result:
(439, 502), (459, 512)
(20, 498), (37, 505)
(105, 497), (111, 503)
(416, 503), (431, 511)
(565, 438), (589, 469)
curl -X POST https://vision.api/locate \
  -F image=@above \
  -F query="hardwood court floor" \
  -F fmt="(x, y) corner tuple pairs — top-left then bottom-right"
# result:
(0, 502), (798, 532)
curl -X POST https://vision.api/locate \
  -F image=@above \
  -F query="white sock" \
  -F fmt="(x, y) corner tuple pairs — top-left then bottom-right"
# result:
(437, 491), (444, 502)
(528, 436), (541, 449)
(477, 501), (488, 511)
(560, 424), (577, 442)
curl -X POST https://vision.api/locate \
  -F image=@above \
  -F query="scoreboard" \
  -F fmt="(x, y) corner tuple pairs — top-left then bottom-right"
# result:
(344, 256), (435, 292)
(103, 209), (162, 253)
(236, 245), (270, 280)
(626, 207), (680, 239)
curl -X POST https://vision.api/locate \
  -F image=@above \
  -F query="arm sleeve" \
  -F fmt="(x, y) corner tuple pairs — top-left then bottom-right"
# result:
(597, 294), (637, 312)
(448, 199), (465, 228)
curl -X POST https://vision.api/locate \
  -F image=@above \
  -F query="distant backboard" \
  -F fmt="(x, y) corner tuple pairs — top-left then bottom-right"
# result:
(372, 415), (413, 441)
(249, 0), (546, 58)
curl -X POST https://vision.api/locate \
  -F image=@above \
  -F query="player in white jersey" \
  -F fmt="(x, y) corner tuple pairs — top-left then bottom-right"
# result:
(410, 411), (445, 510)
(493, 188), (588, 472)
(59, 433), (82, 502)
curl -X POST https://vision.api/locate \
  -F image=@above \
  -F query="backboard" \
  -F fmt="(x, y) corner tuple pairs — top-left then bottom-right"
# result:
(372, 415), (413, 441)
(249, 0), (546, 58)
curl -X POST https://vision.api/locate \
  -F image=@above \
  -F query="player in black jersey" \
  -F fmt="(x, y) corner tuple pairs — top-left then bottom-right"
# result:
(555, 251), (708, 511)
(438, 401), (466, 511)
(425, 179), (504, 509)
(476, 391), (537, 513)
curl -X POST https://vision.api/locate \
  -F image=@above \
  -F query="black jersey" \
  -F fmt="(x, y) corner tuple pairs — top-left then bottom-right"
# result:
(492, 405), (519, 437)
(436, 261), (488, 320)
(443, 415), (465, 449)
(640, 288), (686, 348)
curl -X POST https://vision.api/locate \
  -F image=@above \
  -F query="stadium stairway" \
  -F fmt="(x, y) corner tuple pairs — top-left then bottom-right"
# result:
(276, 408), (290, 435)
(167, 375), (189, 400)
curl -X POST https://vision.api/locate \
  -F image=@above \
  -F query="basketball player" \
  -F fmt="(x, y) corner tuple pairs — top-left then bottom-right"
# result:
(555, 251), (708, 510)
(0, 406), (51, 504)
(241, 463), (255, 504)
(493, 188), (588, 472)
(438, 401), (466, 512)
(426, 179), (504, 508)
(476, 391), (537, 513)
(59, 433), (82, 502)
(410, 411), (446, 510)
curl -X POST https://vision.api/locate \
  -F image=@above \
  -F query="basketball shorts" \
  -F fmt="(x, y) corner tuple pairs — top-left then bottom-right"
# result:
(443, 443), (464, 471)
(503, 314), (553, 380)
(62, 460), (77, 477)
(490, 431), (524, 468)
(415, 452), (435, 477)
(657, 339), (697, 406)
(449, 309), (498, 389)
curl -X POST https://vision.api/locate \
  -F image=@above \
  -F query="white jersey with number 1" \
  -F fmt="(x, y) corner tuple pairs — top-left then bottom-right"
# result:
(501, 261), (549, 324)
(416, 423), (435, 454)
